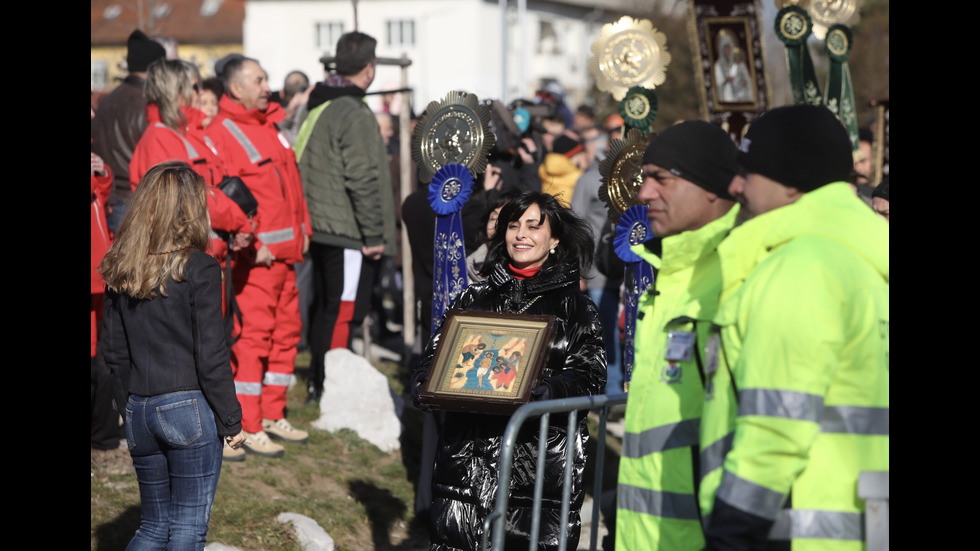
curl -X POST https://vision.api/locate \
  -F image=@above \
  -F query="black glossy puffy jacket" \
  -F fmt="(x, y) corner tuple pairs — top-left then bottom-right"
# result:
(414, 258), (607, 551)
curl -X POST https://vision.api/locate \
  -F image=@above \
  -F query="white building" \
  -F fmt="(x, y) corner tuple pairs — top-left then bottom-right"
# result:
(243, 0), (657, 113)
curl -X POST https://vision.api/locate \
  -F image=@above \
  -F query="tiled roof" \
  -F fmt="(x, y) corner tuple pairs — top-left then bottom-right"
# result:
(91, 0), (244, 46)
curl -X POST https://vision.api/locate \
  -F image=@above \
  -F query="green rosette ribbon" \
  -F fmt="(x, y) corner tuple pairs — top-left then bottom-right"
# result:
(619, 86), (658, 135)
(775, 5), (823, 106)
(824, 24), (860, 154)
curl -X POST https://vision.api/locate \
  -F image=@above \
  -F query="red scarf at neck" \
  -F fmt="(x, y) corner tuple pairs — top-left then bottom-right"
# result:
(508, 264), (541, 280)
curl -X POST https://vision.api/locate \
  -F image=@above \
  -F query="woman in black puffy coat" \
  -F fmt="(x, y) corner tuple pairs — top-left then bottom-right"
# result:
(412, 191), (607, 551)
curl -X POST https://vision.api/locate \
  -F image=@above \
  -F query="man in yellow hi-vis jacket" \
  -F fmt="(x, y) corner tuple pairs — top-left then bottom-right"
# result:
(700, 104), (889, 551)
(616, 120), (740, 551)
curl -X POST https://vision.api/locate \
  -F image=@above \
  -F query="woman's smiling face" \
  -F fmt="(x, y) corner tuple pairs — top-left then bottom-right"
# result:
(505, 202), (559, 270)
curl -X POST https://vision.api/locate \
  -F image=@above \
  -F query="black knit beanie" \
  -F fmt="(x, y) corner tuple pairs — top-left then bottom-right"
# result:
(552, 134), (584, 158)
(126, 30), (166, 73)
(736, 104), (853, 192)
(642, 120), (738, 200)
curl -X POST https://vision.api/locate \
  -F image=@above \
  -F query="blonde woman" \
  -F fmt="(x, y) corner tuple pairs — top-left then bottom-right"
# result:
(100, 161), (245, 548)
(130, 59), (254, 263)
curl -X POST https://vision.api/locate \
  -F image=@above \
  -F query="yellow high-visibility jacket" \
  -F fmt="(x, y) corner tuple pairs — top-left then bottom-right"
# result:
(700, 183), (889, 551)
(616, 205), (739, 551)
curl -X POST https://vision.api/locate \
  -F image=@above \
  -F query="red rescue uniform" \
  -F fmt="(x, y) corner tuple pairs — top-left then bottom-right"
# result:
(206, 96), (311, 432)
(129, 104), (253, 263)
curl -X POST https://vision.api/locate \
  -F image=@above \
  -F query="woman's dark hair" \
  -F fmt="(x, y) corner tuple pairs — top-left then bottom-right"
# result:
(479, 191), (595, 278)
(476, 187), (523, 245)
(201, 76), (224, 99)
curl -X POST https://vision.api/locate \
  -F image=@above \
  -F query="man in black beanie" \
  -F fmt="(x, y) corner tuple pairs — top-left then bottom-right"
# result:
(699, 103), (889, 550)
(729, 103), (855, 219)
(92, 29), (167, 234)
(616, 119), (741, 551)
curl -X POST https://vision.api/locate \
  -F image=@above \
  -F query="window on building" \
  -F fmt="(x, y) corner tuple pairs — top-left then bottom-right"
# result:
(316, 21), (345, 51)
(386, 19), (415, 47)
(538, 20), (561, 55)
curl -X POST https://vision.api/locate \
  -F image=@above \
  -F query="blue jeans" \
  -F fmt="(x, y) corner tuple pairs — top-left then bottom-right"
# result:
(589, 286), (624, 395)
(124, 390), (223, 550)
(106, 197), (130, 235)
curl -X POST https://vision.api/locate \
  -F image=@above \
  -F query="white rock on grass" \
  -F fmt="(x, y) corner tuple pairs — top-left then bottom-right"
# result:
(278, 512), (335, 551)
(312, 348), (402, 452)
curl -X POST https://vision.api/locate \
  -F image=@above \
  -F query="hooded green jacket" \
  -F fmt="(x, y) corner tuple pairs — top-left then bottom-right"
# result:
(616, 204), (739, 551)
(699, 183), (889, 550)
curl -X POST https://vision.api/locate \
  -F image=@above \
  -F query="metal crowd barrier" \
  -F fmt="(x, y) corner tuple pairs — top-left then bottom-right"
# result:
(858, 471), (889, 551)
(481, 393), (629, 551)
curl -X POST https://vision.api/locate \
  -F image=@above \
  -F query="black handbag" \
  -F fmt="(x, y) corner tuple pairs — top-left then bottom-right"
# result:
(214, 177), (258, 241)
(215, 176), (258, 346)
(218, 176), (258, 218)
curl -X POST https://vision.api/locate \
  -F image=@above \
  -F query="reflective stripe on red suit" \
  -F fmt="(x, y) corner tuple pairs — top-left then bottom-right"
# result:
(206, 95), (311, 432)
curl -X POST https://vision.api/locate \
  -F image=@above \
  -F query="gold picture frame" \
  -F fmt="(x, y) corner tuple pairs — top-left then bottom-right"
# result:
(419, 309), (556, 415)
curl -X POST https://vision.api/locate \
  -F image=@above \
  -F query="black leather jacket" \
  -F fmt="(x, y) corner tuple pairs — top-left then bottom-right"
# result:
(101, 250), (243, 438)
(415, 258), (607, 551)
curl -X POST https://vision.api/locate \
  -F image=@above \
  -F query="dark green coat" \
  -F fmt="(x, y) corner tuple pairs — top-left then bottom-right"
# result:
(298, 92), (396, 253)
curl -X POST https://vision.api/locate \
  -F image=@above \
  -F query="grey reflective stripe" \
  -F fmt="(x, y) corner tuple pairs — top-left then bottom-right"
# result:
(264, 372), (292, 386)
(739, 388), (823, 422)
(235, 381), (262, 396)
(716, 471), (785, 521)
(222, 119), (263, 163)
(209, 229), (220, 240)
(767, 508), (863, 541)
(700, 431), (734, 481)
(258, 227), (295, 244)
(618, 483), (700, 520)
(203, 135), (219, 156)
(621, 418), (699, 458)
(156, 122), (199, 158)
(820, 405), (889, 435)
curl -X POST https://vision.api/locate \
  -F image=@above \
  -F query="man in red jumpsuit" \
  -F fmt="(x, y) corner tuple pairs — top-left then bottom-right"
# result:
(207, 55), (312, 458)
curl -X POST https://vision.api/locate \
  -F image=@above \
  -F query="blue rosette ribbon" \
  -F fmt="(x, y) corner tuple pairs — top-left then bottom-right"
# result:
(615, 205), (657, 391)
(429, 163), (475, 334)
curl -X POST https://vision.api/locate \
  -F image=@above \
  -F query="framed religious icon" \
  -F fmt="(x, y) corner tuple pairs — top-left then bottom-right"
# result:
(418, 310), (556, 415)
(689, 0), (772, 145)
(706, 18), (759, 110)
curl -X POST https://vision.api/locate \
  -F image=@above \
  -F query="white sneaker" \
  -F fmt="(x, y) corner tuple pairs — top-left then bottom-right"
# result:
(222, 439), (246, 462)
(242, 430), (285, 457)
(262, 418), (309, 444)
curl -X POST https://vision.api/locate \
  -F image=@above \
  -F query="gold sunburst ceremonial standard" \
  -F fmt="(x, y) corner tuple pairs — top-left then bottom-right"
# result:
(807, 0), (861, 39)
(412, 90), (495, 184)
(598, 128), (654, 222)
(589, 16), (672, 101)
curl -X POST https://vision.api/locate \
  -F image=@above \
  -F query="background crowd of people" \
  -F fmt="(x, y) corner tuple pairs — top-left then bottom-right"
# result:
(92, 27), (888, 550)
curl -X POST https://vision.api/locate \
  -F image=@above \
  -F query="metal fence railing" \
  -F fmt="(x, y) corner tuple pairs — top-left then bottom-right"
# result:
(479, 394), (888, 551)
(480, 392), (629, 551)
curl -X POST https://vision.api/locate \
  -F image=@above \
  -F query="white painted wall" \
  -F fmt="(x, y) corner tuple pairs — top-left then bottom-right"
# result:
(244, 0), (604, 113)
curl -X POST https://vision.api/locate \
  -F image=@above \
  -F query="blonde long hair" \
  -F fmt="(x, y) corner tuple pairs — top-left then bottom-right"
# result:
(144, 58), (200, 133)
(99, 161), (212, 299)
